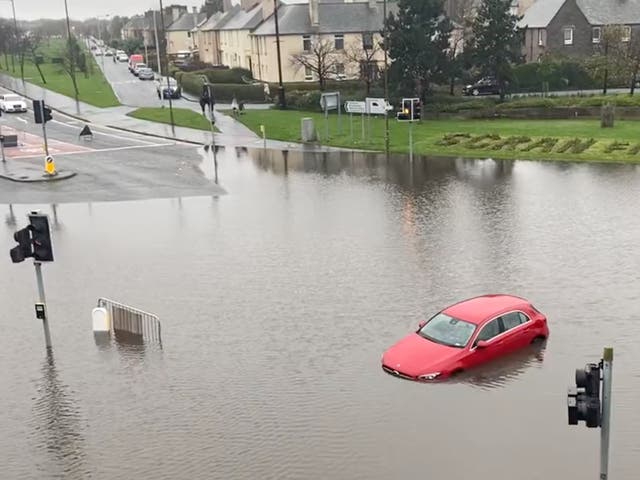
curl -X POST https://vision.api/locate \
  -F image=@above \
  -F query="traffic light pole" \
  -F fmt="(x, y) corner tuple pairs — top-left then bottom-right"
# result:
(34, 261), (52, 349)
(600, 347), (613, 480)
(41, 121), (49, 157)
(206, 83), (218, 184)
(409, 121), (414, 163)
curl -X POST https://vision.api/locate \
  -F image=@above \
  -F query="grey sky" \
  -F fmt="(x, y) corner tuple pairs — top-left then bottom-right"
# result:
(2, 0), (202, 21)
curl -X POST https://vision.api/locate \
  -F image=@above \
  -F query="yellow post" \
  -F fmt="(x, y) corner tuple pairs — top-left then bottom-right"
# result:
(44, 155), (56, 176)
(260, 125), (266, 148)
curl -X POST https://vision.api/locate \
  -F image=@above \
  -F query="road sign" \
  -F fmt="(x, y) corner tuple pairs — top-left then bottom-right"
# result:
(44, 155), (56, 176)
(345, 101), (366, 114)
(320, 92), (340, 111)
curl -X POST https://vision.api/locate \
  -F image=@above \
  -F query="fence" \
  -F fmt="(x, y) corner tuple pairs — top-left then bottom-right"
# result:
(96, 298), (162, 345)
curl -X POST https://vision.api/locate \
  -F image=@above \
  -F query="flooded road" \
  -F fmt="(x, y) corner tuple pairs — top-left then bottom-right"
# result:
(2, 148), (640, 479)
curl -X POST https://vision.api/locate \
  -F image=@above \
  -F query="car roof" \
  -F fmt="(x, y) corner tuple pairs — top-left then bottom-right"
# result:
(442, 294), (530, 325)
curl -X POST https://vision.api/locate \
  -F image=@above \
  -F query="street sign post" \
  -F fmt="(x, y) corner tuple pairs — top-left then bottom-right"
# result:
(396, 97), (421, 162)
(320, 92), (341, 140)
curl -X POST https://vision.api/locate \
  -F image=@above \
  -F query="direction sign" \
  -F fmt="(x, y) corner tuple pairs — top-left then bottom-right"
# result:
(344, 101), (366, 114)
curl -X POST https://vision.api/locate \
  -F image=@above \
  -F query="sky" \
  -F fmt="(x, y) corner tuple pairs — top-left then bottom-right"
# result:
(0, 0), (309, 21)
(0, 0), (202, 21)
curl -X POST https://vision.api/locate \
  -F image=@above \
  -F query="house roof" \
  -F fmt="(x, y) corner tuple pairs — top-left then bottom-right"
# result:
(518, 0), (566, 28)
(577, 0), (640, 25)
(218, 3), (264, 31)
(520, 0), (640, 29)
(252, 1), (392, 36)
(199, 11), (224, 31)
(167, 12), (207, 31)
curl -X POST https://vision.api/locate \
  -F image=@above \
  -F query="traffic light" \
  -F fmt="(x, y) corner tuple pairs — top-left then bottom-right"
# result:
(10, 226), (33, 263)
(396, 98), (420, 122)
(568, 362), (601, 428)
(33, 100), (52, 124)
(29, 213), (54, 262)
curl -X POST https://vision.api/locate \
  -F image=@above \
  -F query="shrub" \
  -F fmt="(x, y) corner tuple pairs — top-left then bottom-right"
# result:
(490, 136), (532, 150)
(629, 144), (640, 155)
(436, 133), (472, 146)
(604, 141), (630, 153)
(511, 58), (598, 93)
(521, 137), (559, 152)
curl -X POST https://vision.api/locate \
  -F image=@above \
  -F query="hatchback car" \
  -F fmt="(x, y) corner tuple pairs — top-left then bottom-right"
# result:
(137, 67), (155, 80)
(382, 294), (549, 381)
(463, 77), (500, 96)
(155, 77), (181, 99)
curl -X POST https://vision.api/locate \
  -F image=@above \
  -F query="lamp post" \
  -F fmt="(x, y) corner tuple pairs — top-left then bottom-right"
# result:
(63, 0), (79, 100)
(97, 14), (111, 70)
(383, 0), (389, 157)
(273, 0), (286, 109)
(158, 0), (175, 135)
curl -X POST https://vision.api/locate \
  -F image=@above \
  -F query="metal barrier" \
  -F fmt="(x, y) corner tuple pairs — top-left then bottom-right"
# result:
(96, 298), (162, 344)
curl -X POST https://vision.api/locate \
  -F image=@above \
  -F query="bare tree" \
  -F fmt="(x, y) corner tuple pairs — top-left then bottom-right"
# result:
(590, 25), (628, 94)
(290, 37), (344, 90)
(623, 35), (640, 95)
(344, 41), (381, 95)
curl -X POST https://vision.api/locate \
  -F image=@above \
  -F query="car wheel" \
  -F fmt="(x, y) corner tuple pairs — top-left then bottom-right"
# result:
(472, 89), (480, 96)
(531, 335), (547, 344)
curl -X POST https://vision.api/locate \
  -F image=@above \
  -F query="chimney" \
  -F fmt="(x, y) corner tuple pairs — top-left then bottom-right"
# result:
(241, 0), (259, 10)
(262, 0), (276, 20)
(369, 0), (377, 9)
(223, 0), (233, 12)
(309, 0), (319, 27)
(192, 6), (198, 14)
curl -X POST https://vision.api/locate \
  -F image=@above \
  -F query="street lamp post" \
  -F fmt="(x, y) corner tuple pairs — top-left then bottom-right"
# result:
(273, 0), (286, 109)
(63, 0), (79, 100)
(383, 0), (390, 157)
(158, 0), (176, 135)
(97, 14), (110, 70)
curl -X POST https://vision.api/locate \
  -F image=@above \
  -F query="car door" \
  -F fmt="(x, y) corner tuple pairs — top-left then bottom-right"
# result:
(496, 311), (531, 354)
(465, 318), (504, 368)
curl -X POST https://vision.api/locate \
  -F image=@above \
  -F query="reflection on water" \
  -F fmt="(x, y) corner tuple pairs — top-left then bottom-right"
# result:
(31, 353), (86, 479)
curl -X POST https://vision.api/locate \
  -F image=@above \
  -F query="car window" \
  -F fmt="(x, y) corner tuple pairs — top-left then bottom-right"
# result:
(501, 312), (522, 331)
(418, 313), (477, 348)
(475, 318), (501, 343)
(518, 312), (530, 323)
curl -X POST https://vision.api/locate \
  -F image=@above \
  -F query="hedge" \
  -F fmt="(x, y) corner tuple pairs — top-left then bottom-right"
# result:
(179, 72), (264, 101)
(511, 60), (599, 93)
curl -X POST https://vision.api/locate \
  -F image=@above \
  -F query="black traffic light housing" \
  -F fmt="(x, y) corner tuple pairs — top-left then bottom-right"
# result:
(10, 226), (33, 263)
(396, 98), (421, 122)
(29, 213), (54, 262)
(33, 99), (52, 124)
(568, 362), (601, 428)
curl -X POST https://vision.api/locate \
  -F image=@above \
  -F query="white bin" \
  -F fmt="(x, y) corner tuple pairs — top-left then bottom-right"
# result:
(92, 307), (111, 333)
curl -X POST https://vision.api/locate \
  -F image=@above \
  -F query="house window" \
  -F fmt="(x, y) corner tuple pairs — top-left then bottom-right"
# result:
(334, 34), (344, 50)
(303, 35), (311, 52)
(622, 26), (631, 42)
(304, 66), (313, 81)
(563, 27), (574, 45)
(335, 63), (345, 75)
(592, 27), (601, 43)
(538, 29), (545, 46)
(362, 32), (374, 50)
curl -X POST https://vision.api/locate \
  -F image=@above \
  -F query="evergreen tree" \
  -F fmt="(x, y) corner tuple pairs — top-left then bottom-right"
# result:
(387, 0), (452, 103)
(469, 0), (523, 100)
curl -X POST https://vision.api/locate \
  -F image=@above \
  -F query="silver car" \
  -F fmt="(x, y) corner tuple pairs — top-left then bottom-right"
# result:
(138, 68), (155, 80)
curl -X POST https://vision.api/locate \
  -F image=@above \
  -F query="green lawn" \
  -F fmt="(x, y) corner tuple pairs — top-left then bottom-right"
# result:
(236, 109), (640, 163)
(0, 39), (119, 108)
(127, 107), (219, 132)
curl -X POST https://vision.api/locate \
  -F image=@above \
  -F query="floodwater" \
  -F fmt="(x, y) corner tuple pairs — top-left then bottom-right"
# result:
(1, 148), (640, 479)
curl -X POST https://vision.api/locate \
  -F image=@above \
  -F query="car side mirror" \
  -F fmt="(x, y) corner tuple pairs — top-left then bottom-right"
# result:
(475, 340), (489, 349)
(417, 321), (426, 330)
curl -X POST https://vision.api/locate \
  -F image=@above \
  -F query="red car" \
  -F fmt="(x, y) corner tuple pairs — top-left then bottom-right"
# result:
(382, 294), (549, 381)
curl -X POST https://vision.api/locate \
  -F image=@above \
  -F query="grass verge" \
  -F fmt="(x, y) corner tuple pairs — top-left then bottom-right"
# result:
(236, 109), (640, 163)
(127, 107), (219, 132)
(0, 39), (119, 108)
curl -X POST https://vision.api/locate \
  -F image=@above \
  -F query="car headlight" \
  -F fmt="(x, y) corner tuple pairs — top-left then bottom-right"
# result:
(418, 372), (441, 381)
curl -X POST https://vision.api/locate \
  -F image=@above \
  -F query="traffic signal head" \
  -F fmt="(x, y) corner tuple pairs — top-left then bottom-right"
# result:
(43, 106), (53, 123)
(33, 99), (43, 124)
(10, 227), (33, 263)
(412, 99), (421, 121)
(29, 213), (54, 262)
(568, 363), (601, 428)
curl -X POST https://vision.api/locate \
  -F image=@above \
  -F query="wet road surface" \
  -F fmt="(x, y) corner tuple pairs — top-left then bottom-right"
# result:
(1, 150), (640, 479)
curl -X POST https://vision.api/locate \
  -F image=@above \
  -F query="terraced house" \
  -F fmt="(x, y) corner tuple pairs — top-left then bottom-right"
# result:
(520, 0), (640, 62)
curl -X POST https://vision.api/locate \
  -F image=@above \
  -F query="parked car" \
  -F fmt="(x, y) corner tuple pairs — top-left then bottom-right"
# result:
(137, 67), (155, 80)
(117, 53), (128, 62)
(104, 50), (113, 57)
(381, 294), (549, 381)
(132, 63), (147, 76)
(94, 49), (104, 56)
(0, 94), (27, 113)
(463, 77), (501, 96)
(155, 76), (181, 99)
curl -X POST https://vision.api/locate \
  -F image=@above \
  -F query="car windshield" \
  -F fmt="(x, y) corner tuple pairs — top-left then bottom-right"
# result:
(5, 95), (20, 101)
(418, 313), (476, 348)
(159, 78), (177, 86)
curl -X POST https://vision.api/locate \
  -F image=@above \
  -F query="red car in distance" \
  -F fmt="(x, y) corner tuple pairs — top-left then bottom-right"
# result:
(382, 295), (549, 381)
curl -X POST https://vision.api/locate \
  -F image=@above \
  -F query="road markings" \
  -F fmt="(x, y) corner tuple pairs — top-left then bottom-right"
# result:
(8, 142), (179, 160)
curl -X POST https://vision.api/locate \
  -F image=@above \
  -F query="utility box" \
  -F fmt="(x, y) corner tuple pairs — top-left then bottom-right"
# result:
(301, 117), (317, 142)
(1, 135), (18, 147)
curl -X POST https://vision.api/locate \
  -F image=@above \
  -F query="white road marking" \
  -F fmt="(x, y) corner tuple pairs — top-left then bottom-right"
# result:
(15, 117), (27, 124)
(9, 142), (182, 159)
(50, 119), (165, 145)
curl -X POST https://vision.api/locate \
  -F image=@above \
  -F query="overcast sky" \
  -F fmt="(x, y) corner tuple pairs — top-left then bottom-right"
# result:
(1, 0), (202, 21)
